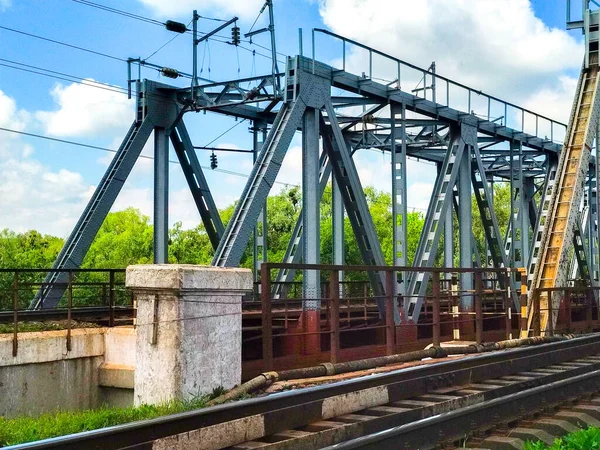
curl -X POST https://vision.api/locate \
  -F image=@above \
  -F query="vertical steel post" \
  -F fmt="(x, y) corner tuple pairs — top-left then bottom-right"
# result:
(332, 176), (345, 283)
(261, 264), (273, 371)
(329, 270), (340, 364)
(302, 108), (321, 354)
(302, 108), (321, 303)
(432, 272), (441, 347)
(192, 10), (199, 101)
(391, 103), (407, 301)
(385, 270), (396, 355)
(153, 127), (169, 264)
(459, 142), (473, 310)
(253, 121), (268, 282)
(266, 0), (280, 94)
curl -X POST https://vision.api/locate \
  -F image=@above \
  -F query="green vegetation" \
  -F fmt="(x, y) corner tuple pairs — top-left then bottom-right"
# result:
(0, 395), (211, 446)
(523, 426), (600, 450)
(0, 182), (516, 309)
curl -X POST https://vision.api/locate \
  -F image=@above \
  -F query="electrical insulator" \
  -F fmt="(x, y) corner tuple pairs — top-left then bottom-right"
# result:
(231, 26), (240, 46)
(210, 152), (218, 170)
(245, 86), (260, 100)
(160, 67), (180, 79)
(165, 20), (187, 33)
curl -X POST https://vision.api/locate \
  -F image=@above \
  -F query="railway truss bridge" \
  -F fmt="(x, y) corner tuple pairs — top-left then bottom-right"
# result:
(29, 3), (600, 337)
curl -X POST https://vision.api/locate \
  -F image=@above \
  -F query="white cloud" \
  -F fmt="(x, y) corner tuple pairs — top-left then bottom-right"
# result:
(0, 150), (94, 237)
(319, 0), (582, 122)
(0, 0), (10, 11)
(35, 79), (132, 138)
(0, 88), (29, 135)
(136, 0), (265, 21)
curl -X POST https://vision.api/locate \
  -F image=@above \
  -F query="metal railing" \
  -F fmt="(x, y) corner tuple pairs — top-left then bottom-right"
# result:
(0, 269), (133, 357)
(311, 28), (567, 144)
(253, 263), (518, 373)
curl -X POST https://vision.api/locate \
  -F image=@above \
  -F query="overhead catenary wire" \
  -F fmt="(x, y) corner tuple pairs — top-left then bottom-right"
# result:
(144, 18), (193, 61)
(71, 0), (227, 24)
(69, 0), (289, 62)
(0, 126), (300, 188)
(0, 25), (126, 62)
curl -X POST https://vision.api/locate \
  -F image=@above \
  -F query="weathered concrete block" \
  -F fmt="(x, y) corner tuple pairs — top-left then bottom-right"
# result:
(126, 264), (252, 406)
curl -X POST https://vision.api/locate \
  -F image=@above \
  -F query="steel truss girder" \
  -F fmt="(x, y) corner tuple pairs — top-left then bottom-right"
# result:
(252, 122), (268, 281)
(272, 151), (330, 298)
(322, 100), (389, 318)
(171, 121), (224, 250)
(572, 211), (592, 282)
(301, 56), (563, 154)
(404, 123), (475, 323)
(212, 65), (331, 267)
(212, 100), (307, 266)
(32, 118), (155, 308)
(35, 81), (226, 309)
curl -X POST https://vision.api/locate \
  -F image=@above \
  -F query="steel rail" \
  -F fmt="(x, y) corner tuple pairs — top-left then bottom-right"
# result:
(6, 334), (600, 450)
(325, 367), (600, 450)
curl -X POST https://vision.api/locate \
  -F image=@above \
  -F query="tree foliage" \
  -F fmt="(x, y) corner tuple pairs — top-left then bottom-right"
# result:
(0, 182), (513, 308)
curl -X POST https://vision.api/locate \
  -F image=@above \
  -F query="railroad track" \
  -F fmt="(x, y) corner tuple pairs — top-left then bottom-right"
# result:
(7, 334), (600, 450)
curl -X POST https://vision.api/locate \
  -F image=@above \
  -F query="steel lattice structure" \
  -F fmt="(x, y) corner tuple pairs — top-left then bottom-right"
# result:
(33, 5), (600, 332)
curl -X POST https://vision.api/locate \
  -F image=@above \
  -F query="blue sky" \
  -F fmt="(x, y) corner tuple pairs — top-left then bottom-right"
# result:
(0, 0), (588, 237)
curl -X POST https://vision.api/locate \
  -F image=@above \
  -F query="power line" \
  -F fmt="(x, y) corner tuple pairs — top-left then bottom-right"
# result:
(71, 0), (164, 26)
(71, 0), (227, 24)
(0, 59), (128, 95)
(0, 126), (299, 188)
(67, 0), (288, 62)
(0, 25), (126, 62)
(0, 127), (429, 210)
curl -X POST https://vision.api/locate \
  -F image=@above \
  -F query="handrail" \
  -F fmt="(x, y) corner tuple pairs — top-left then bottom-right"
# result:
(313, 28), (567, 143)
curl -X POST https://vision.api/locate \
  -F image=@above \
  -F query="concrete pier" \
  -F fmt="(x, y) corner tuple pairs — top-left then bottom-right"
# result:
(126, 264), (252, 406)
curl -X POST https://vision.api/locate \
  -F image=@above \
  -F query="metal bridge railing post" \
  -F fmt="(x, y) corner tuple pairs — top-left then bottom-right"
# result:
(432, 272), (441, 347)
(519, 269), (528, 338)
(586, 289), (593, 330)
(505, 276), (512, 340)
(475, 272), (483, 345)
(547, 292), (554, 337)
(66, 270), (73, 353)
(12, 271), (18, 357)
(451, 274), (460, 340)
(261, 264), (273, 372)
(329, 270), (340, 364)
(566, 289), (572, 332)
(109, 271), (115, 328)
(534, 290), (541, 337)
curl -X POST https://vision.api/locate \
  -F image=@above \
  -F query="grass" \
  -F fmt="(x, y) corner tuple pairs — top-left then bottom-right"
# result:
(523, 426), (600, 450)
(0, 391), (218, 447)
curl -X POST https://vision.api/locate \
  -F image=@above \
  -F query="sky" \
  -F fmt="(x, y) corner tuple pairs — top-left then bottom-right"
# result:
(0, 0), (590, 238)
